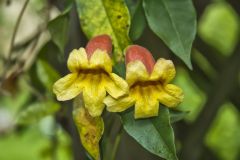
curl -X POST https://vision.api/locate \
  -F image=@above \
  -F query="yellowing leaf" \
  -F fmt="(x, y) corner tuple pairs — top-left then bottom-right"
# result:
(73, 96), (104, 160)
(76, 0), (131, 61)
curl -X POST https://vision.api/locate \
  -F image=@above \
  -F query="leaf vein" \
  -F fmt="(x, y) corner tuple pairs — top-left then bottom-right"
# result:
(160, 0), (186, 53)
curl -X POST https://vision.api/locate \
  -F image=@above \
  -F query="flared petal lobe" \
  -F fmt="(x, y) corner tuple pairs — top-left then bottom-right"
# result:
(104, 96), (135, 112)
(151, 58), (176, 83)
(53, 73), (84, 101)
(89, 49), (113, 73)
(67, 47), (113, 73)
(67, 48), (88, 72)
(126, 61), (149, 86)
(105, 73), (129, 99)
(157, 84), (184, 107)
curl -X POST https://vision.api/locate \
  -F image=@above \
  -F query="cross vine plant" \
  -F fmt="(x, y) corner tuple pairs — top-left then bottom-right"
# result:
(54, 35), (185, 160)
(36, 0), (196, 160)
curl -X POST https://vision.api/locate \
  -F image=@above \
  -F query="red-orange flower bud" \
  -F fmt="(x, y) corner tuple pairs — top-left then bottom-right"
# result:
(86, 34), (112, 58)
(125, 45), (155, 73)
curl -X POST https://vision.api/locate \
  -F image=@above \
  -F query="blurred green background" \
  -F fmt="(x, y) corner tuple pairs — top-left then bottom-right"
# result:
(0, 0), (239, 160)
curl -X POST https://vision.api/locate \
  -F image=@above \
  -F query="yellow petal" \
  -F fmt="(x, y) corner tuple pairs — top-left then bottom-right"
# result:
(104, 95), (134, 112)
(73, 96), (103, 160)
(53, 73), (84, 101)
(150, 58), (176, 84)
(83, 73), (106, 117)
(126, 61), (149, 86)
(157, 84), (184, 107)
(67, 48), (88, 72)
(89, 49), (112, 73)
(132, 85), (159, 119)
(105, 73), (129, 99)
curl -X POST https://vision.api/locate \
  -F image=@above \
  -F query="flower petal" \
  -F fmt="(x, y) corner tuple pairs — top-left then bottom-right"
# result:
(53, 73), (84, 101)
(134, 100), (159, 119)
(157, 84), (184, 107)
(126, 60), (149, 86)
(83, 74), (106, 117)
(150, 58), (176, 84)
(89, 49), (112, 73)
(67, 48), (88, 72)
(105, 73), (128, 99)
(104, 96), (135, 112)
(132, 85), (159, 119)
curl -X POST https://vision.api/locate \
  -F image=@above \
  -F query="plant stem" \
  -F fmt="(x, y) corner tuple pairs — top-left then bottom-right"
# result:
(7, 0), (29, 60)
(110, 125), (123, 160)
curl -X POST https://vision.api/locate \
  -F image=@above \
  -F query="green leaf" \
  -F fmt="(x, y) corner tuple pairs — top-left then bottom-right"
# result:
(199, 2), (239, 56)
(129, 0), (146, 41)
(124, 0), (139, 16)
(17, 101), (60, 125)
(143, 0), (196, 69)
(121, 106), (177, 160)
(29, 42), (62, 93)
(48, 14), (69, 54)
(36, 59), (60, 92)
(48, 2), (72, 54)
(38, 41), (64, 66)
(169, 109), (189, 123)
(205, 103), (240, 160)
(113, 61), (126, 78)
(76, 0), (131, 61)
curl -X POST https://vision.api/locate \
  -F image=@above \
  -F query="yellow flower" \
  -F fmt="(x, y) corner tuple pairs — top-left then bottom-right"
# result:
(104, 45), (184, 119)
(53, 35), (128, 117)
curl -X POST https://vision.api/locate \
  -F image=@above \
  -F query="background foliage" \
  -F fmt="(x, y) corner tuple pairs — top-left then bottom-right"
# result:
(0, 0), (239, 160)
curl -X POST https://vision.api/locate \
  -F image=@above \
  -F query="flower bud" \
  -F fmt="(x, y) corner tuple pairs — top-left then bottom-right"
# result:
(86, 34), (112, 58)
(125, 45), (155, 73)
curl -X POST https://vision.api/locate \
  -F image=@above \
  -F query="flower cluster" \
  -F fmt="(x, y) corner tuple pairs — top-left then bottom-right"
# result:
(53, 35), (183, 119)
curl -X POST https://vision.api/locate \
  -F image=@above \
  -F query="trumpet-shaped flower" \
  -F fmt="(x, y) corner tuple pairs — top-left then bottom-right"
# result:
(104, 45), (184, 119)
(53, 35), (128, 117)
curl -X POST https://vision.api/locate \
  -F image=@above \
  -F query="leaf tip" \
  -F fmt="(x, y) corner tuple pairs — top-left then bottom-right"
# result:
(181, 55), (192, 70)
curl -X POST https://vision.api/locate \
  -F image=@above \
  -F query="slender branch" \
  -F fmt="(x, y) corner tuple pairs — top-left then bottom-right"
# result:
(12, 29), (41, 51)
(0, 1), (50, 87)
(0, 0), (30, 84)
(193, 36), (240, 110)
(188, 57), (240, 109)
(194, 36), (224, 70)
(177, 1), (240, 158)
(111, 132), (122, 160)
(109, 119), (123, 160)
(7, 0), (29, 61)
(180, 44), (240, 160)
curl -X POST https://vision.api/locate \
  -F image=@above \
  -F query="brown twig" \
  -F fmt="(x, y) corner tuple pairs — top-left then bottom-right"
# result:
(7, 0), (29, 61)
